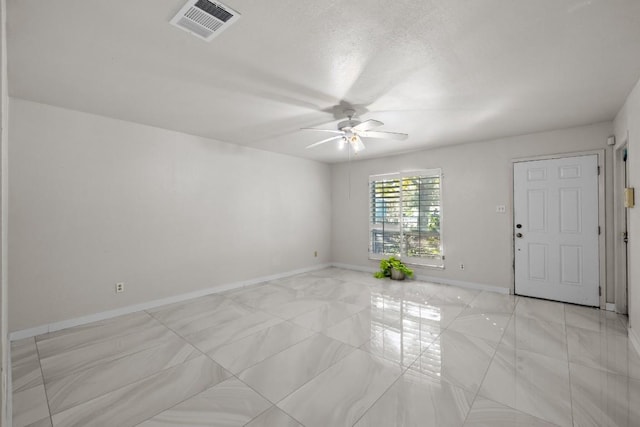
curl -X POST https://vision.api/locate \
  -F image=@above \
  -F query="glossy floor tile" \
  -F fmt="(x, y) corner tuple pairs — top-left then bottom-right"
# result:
(468, 292), (519, 313)
(137, 378), (270, 427)
(567, 324), (640, 380)
(40, 322), (180, 382)
(290, 301), (365, 332)
(226, 283), (299, 310)
(45, 337), (201, 414)
(278, 349), (403, 427)
(11, 338), (43, 393)
(51, 355), (229, 427)
(513, 298), (565, 325)
(434, 285), (481, 306)
(463, 396), (558, 427)
(417, 296), (468, 327)
(355, 368), (475, 427)
(409, 329), (497, 394)
(270, 275), (343, 293)
(148, 295), (255, 336)
(26, 417), (53, 427)
(263, 298), (329, 320)
(323, 309), (385, 347)
(239, 333), (354, 402)
(184, 310), (282, 355)
(565, 304), (628, 335)
(448, 306), (512, 343)
(245, 406), (302, 427)
(12, 384), (49, 427)
(569, 362), (640, 427)
(360, 325), (436, 368)
(35, 311), (156, 359)
(501, 315), (567, 361)
(207, 320), (314, 374)
(9, 268), (635, 426)
(479, 343), (573, 427)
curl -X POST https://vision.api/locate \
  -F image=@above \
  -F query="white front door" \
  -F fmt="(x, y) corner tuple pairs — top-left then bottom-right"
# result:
(514, 155), (599, 306)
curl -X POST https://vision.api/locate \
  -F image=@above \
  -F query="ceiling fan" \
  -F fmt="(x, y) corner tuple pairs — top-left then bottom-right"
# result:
(302, 108), (408, 153)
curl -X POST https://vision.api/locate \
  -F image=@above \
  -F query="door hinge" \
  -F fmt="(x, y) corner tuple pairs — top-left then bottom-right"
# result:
(599, 286), (602, 296)
(597, 166), (601, 175)
(598, 226), (601, 235)
(442, 255), (446, 260)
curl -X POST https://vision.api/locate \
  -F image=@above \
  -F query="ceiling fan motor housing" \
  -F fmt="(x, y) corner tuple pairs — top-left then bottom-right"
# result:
(338, 119), (361, 131)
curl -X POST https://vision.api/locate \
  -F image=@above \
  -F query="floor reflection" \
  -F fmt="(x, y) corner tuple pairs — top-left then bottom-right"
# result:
(368, 293), (442, 371)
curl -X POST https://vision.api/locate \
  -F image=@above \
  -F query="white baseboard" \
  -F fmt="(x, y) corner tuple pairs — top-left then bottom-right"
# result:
(630, 326), (640, 358)
(420, 275), (511, 295)
(5, 344), (12, 427)
(331, 263), (372, 274)
(605, 303), (617, 312)
(11, 324), (49, 341)
(330, 263), (511, 295)
(9, 263), (331, 341)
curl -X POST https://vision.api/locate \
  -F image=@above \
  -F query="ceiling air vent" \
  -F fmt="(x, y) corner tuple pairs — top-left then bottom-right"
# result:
(170, 0), (241, 41)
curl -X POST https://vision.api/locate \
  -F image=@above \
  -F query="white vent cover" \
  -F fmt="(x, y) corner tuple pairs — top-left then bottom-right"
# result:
(170, 0), (240, 41)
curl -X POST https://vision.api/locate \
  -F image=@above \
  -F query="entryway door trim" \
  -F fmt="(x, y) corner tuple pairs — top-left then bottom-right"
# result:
(510, 149), (606, 309)
(613, 140), (629, 314)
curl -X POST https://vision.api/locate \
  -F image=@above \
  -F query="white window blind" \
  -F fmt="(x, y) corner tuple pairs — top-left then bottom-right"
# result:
(369, 169), (443, 268)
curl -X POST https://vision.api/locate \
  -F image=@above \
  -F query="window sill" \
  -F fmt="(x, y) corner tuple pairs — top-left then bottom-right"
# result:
(368, 254), (445, 270)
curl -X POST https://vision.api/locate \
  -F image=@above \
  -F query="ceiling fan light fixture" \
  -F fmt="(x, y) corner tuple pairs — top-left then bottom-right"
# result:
(338, 138), (346, 150)
(351, 135), (365, 153)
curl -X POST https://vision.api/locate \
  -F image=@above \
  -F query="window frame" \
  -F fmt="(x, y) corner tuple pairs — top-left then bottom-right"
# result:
(368, 169), (444, 269)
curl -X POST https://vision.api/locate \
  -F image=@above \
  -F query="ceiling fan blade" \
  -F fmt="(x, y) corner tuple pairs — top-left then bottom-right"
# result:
(306, 135), (344, 149)
(358, 130), (408, 140)
(301, 128), (344, 135)
(352, 119), (383, 132)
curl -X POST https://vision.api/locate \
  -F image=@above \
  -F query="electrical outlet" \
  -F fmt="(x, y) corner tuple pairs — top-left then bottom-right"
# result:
(496, 205), (506, 213)
(459, 263), (464, 270)
(115, 282), (125, 293)
(314, 250), (318, 257)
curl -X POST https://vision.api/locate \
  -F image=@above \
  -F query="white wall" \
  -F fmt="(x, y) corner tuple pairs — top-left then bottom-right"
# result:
(331, 122), (613, 293)
(0, 0), (8, 424)
(614, 77), (640, 346)
(8, 99), (332, 332)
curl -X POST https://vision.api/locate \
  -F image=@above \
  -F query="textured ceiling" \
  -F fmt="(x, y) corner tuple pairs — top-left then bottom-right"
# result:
(7, 0), (640, 162)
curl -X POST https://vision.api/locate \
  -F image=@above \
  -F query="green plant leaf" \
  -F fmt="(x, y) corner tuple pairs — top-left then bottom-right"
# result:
(373, 256), (413, 279)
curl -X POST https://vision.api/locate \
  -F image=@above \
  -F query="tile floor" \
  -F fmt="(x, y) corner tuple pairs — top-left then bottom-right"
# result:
(11, 268), (639, 427)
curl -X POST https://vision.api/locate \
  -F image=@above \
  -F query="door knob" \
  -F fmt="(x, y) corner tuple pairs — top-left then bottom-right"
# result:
(516, 224), (522, 229)
(516, 233), (523, 238)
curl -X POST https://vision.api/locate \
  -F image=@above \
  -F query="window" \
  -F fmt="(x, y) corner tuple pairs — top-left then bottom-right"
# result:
(369, 169), (443, 268)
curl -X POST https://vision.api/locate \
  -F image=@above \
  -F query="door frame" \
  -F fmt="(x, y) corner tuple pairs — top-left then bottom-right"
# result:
(614, 140), (629, 314)
(510, 149), (606, 309)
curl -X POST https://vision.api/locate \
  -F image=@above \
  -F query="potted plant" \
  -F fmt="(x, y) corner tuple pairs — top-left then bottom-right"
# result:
(374, 256), (414, 280)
